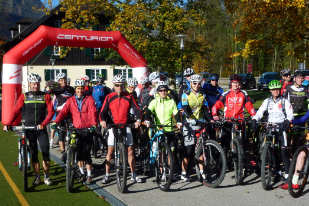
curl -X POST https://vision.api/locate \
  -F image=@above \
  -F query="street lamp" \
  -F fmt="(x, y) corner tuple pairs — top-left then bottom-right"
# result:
(176, 34), (186, 85)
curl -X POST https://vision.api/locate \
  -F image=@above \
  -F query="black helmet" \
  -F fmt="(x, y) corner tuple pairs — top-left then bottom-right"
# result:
(209, 73), (219, 81)
(294, 70), (304, 77)
(230, 74), (241, 82)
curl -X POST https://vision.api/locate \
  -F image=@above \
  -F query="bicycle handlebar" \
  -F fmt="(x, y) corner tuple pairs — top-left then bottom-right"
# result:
(11, 125), (37, 132)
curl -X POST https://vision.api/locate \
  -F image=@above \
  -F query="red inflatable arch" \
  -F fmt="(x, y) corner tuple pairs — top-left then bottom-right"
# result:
(2, 25), (147, 125)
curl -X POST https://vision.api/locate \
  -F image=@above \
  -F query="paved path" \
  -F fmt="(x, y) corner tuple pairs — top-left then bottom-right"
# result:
(49, 143), (309, 206)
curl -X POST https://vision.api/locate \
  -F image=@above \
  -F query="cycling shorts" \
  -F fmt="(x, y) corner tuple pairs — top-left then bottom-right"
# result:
(107, 127), (133, 146)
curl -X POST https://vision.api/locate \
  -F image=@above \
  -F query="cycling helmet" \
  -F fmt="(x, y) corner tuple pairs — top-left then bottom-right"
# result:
(74, 79), (85, 87)
(209, 73), (219, 81)
(127, 78), (138, 87)
(268, 80), (282, 90)
(149, 72), (160, 82)
(280, 69), (291, 76)
(294, 70), (304, 77)
(139, 76), (149, 84)
(112, 74), (125, 83)
(156, 80), (169, 91)
(27, 73), (41, 83)
(55, 72), (66, 81)
(91, 78), (99, 83)
(81, 74), (90, 81)
(183, 67), (195, 77)
(230, 74), (241, 82)
(190, 74), (202, 83)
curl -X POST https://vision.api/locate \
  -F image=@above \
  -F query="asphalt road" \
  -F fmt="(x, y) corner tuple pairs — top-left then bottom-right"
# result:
(49, 144), (309, 206)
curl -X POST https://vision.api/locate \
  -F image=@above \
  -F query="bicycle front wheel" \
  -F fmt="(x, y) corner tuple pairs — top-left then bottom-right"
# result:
(195, 139), (226, 188)
(232, 138), (244, 185)
(66, 147), (75, 193)
(116, 142), (128, 193)
(288, 146), (309, 198)
(155, 141), (174, 192)
(22, 144), (28, 192)
(261, 143), (275, 190)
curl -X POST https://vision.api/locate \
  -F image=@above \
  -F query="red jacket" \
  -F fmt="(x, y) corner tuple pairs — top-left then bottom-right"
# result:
(212, 89), (256, 119)
(100, 91), (141, 124)
(281, 80), (292, 96)
(55, 95), (97, 128)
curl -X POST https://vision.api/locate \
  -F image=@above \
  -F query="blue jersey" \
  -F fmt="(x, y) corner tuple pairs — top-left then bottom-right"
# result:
(293, 110), (309, 125)
(202, 83), (223, 108)
(92, 85), (109, 111)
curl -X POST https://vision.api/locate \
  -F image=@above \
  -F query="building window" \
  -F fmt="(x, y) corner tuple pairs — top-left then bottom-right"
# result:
(113, 68), (132, 79)
(85, 69), (107, 81)
(44, 69), (67, 81)
(94, 48), (101, 57)
(53, 46), (61, 56)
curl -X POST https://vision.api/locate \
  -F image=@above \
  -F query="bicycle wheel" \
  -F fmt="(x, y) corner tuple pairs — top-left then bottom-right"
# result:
(155, 141), (174, 192)
(195, 139), (226, 188)
(232, 138), (244, 185)
(261, 143), (275, 190)
(116, 142), (127, 193)
(66, 147), (75, 193)
(288, 146), (309, 198)
(22, 143), (28, 192)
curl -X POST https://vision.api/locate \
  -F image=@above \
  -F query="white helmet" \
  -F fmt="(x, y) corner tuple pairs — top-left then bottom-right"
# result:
(27, 73), (41, 83)
(81, 74), (90, 81)
(127, 78), (138, 87)
(156, 80), (168, 91)
(55, 72), (66, 81)
(190, 74), (202, 83)
(139, 76), (149, 84)
(112, 74), (125, 83)
(183, 67), (195, 76)
(149, 72), (160, 82)
(74, 79), (85, 87)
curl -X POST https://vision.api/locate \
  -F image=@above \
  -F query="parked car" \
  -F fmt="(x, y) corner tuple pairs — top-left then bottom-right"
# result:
(257, 72), (281, 90)
(238, 73), (256, 89)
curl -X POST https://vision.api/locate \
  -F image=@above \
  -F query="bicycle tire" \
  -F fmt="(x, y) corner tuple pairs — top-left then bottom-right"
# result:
(261, 143), (275, 190)
(155, 141), (174, 192)
(66, 147), (75, 193)
(195, 139), (226, 188)
(232, 138), (244, 185)
(116, 142), (128, 193)
(22, 143), (28, 192)
(288, 146), (309, 198)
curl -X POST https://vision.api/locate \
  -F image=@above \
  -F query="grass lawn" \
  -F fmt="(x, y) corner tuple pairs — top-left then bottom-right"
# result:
(0, 124), (110, 206)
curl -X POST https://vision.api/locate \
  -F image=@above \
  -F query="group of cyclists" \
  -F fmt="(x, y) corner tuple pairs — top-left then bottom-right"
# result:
(3, 66), (309, 195)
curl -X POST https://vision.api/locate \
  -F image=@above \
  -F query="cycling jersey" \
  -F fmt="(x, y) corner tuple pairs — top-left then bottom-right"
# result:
(146, 96), (178, 132)
(253, 96), (293, 123)
(280, 80), (292, 96)
(293, 110), (309, 125)
(126, 88), (138, 102)
(138, 87), (153, 110)
(285, 85), (309, 116)
(202, 83), (224, 108)
(51, 86), (75, 113)
(178, 80), (191, 105)
(100, 91), (142, 124)
(92, 84), (111, 111)
(14, 91), (54, 127)
(55, 95), (97, 128)
(212, 89), (256, 119)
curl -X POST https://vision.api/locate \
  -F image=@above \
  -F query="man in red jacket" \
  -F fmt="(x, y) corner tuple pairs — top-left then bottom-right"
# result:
(9, 73), (54, 186)
(54, 79), (97, 184)
(100, 74), (142, 184)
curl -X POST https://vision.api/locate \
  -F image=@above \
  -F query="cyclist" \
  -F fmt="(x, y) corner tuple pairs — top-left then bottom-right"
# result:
(180, 74), (213, 181)
(54, 79), (97, 184)
(149, 71), (160, 97)
(212, 74), (256, 153)
(280, 69), (292, 96)
(126, 78), (138, 101)
(10, 73), (54, 186)
(202, 73), (224, 109)
(138, 76), (153, 111)
(49, 72), (74, 159)
(81, 74), (92, 96)
(178, 67), (195, 104)
(92, 76), (111, 112)
(100, 74), (142, 184)
(252, 80), (293, 186)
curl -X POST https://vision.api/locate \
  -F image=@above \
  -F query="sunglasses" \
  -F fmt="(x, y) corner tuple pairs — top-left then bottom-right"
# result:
(114, 84), (124, 87)
(158, 89), (167, 92)
(192, 82), (201, 85)
(283, 74), (291, 77)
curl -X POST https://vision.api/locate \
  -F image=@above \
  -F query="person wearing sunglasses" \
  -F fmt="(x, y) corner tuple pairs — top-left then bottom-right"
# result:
(100, 74), (142, 184)
(280, 69), (292, 96)
(180, 74), (213, 182)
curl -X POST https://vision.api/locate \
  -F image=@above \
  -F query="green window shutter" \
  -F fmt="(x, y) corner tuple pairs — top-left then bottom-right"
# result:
(44, 69), (51, 81)
(101, 69), (107, 80)
(86, 69), (93, 80)
(51, 70), (55, 81)
(63, 69), (67, 76)
(128, 69), (132, 78)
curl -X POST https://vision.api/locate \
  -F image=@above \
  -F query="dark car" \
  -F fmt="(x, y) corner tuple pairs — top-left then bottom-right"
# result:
(238, 73), (256, 89)
(257, 72), (281, 90)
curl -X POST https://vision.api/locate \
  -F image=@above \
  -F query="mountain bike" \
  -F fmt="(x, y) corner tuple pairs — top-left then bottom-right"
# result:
(12, 122), (37, 192)
(182, 120), (226, 188)
(148, 125), (175, 191)
(288, 125), (309, 198)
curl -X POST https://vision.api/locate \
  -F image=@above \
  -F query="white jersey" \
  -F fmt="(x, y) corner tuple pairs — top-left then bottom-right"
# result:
(253, 97), (294, 123)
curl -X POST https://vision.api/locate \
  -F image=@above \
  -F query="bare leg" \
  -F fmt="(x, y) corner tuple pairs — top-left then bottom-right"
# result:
(105, 146), (114, 174)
